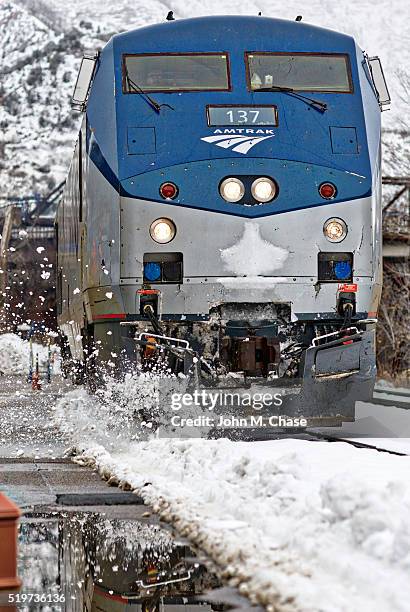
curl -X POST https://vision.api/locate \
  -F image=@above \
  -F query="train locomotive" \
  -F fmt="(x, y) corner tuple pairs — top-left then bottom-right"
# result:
(57, 15), (390, 427)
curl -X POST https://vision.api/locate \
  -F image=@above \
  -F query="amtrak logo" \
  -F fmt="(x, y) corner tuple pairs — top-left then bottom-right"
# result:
(201, 129), (275, 155)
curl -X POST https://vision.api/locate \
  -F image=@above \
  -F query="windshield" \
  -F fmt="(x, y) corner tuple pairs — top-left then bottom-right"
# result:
(123, 53), (230, 92)
(246, 53), (352, 92)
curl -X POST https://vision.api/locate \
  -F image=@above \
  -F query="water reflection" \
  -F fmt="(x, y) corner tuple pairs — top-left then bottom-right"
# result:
(16, 512), (225, 611)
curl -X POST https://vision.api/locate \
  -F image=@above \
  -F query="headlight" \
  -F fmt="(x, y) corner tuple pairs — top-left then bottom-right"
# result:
(149, 218), (176, 244)
(323, 218), (347, 243)
(220, 177), (245, 203)
(251, 177), (277, 202)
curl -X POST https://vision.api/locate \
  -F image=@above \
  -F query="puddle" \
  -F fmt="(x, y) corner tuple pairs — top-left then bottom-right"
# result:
(4, 511), (233, 611)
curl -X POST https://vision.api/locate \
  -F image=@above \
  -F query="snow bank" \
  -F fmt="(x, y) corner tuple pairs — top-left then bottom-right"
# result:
(73, 437), (410, 610)
(56, 383), (410, 611)
(0, 333), (59, 375)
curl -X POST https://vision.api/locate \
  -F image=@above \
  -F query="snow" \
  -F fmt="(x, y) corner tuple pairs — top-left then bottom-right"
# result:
(220, 222), (288, 275)
(55, 373), (185, 447)
(0, 333), (59, 375)
(52, 377), (410, 611)
(69, 432), (410, 611)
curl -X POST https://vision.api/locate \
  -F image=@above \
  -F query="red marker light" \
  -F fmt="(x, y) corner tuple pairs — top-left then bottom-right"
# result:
(160, 182), (178, 199)
(319, 182), (337, 199)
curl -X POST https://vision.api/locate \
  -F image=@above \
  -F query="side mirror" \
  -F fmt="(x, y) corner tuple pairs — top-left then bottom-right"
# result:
(367, 56), (391, 110)
(71, 52), (99, 111)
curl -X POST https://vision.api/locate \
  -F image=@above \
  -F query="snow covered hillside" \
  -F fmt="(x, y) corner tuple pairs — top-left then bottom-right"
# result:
(0, 0), (409, 200)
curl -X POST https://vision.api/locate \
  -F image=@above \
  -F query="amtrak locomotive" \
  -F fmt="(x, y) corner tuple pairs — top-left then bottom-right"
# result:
(57, 15), (390, 426)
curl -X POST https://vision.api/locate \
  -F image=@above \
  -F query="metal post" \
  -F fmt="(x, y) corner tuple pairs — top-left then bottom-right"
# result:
(27, 338), (33, 383)
(47, 341), (51, 384)
(31, 353), (41, 391)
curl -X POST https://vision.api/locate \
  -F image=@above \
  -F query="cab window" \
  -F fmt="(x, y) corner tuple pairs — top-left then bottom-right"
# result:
(123, 53), (230, 92)
(246, 53), (352, 92)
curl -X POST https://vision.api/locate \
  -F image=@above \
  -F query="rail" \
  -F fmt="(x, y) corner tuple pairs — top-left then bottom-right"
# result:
(372, 385), (410, 409)
(307, 432), (408, 456)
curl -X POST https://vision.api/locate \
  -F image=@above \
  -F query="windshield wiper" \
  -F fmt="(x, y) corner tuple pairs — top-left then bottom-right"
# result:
(125, 71), (174, 113)
(255, 85), (327, 113)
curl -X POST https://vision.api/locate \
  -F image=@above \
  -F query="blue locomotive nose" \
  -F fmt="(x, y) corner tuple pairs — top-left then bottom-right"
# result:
(144, 262), (161, 282)
(334, 261), (352, 280)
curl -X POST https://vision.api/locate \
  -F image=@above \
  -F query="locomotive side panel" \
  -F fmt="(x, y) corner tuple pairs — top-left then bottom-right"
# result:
(57, 127), (84, 358)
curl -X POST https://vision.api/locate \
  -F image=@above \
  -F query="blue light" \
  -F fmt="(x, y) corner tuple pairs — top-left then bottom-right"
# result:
(334, 261), (352, 280)
(144, 262), (161, 282)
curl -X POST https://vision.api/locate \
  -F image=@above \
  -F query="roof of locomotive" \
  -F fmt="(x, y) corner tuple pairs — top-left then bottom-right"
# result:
(111, 15), (357, 54)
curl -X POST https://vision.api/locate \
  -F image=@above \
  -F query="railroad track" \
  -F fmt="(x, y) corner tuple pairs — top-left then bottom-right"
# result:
(308, 431), (409, 456)
(372, 385), (410, 409)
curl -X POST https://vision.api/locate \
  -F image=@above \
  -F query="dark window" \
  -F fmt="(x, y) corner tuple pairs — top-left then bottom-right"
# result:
(123, 53), (230, 93)
(246, 53), (352, 93)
